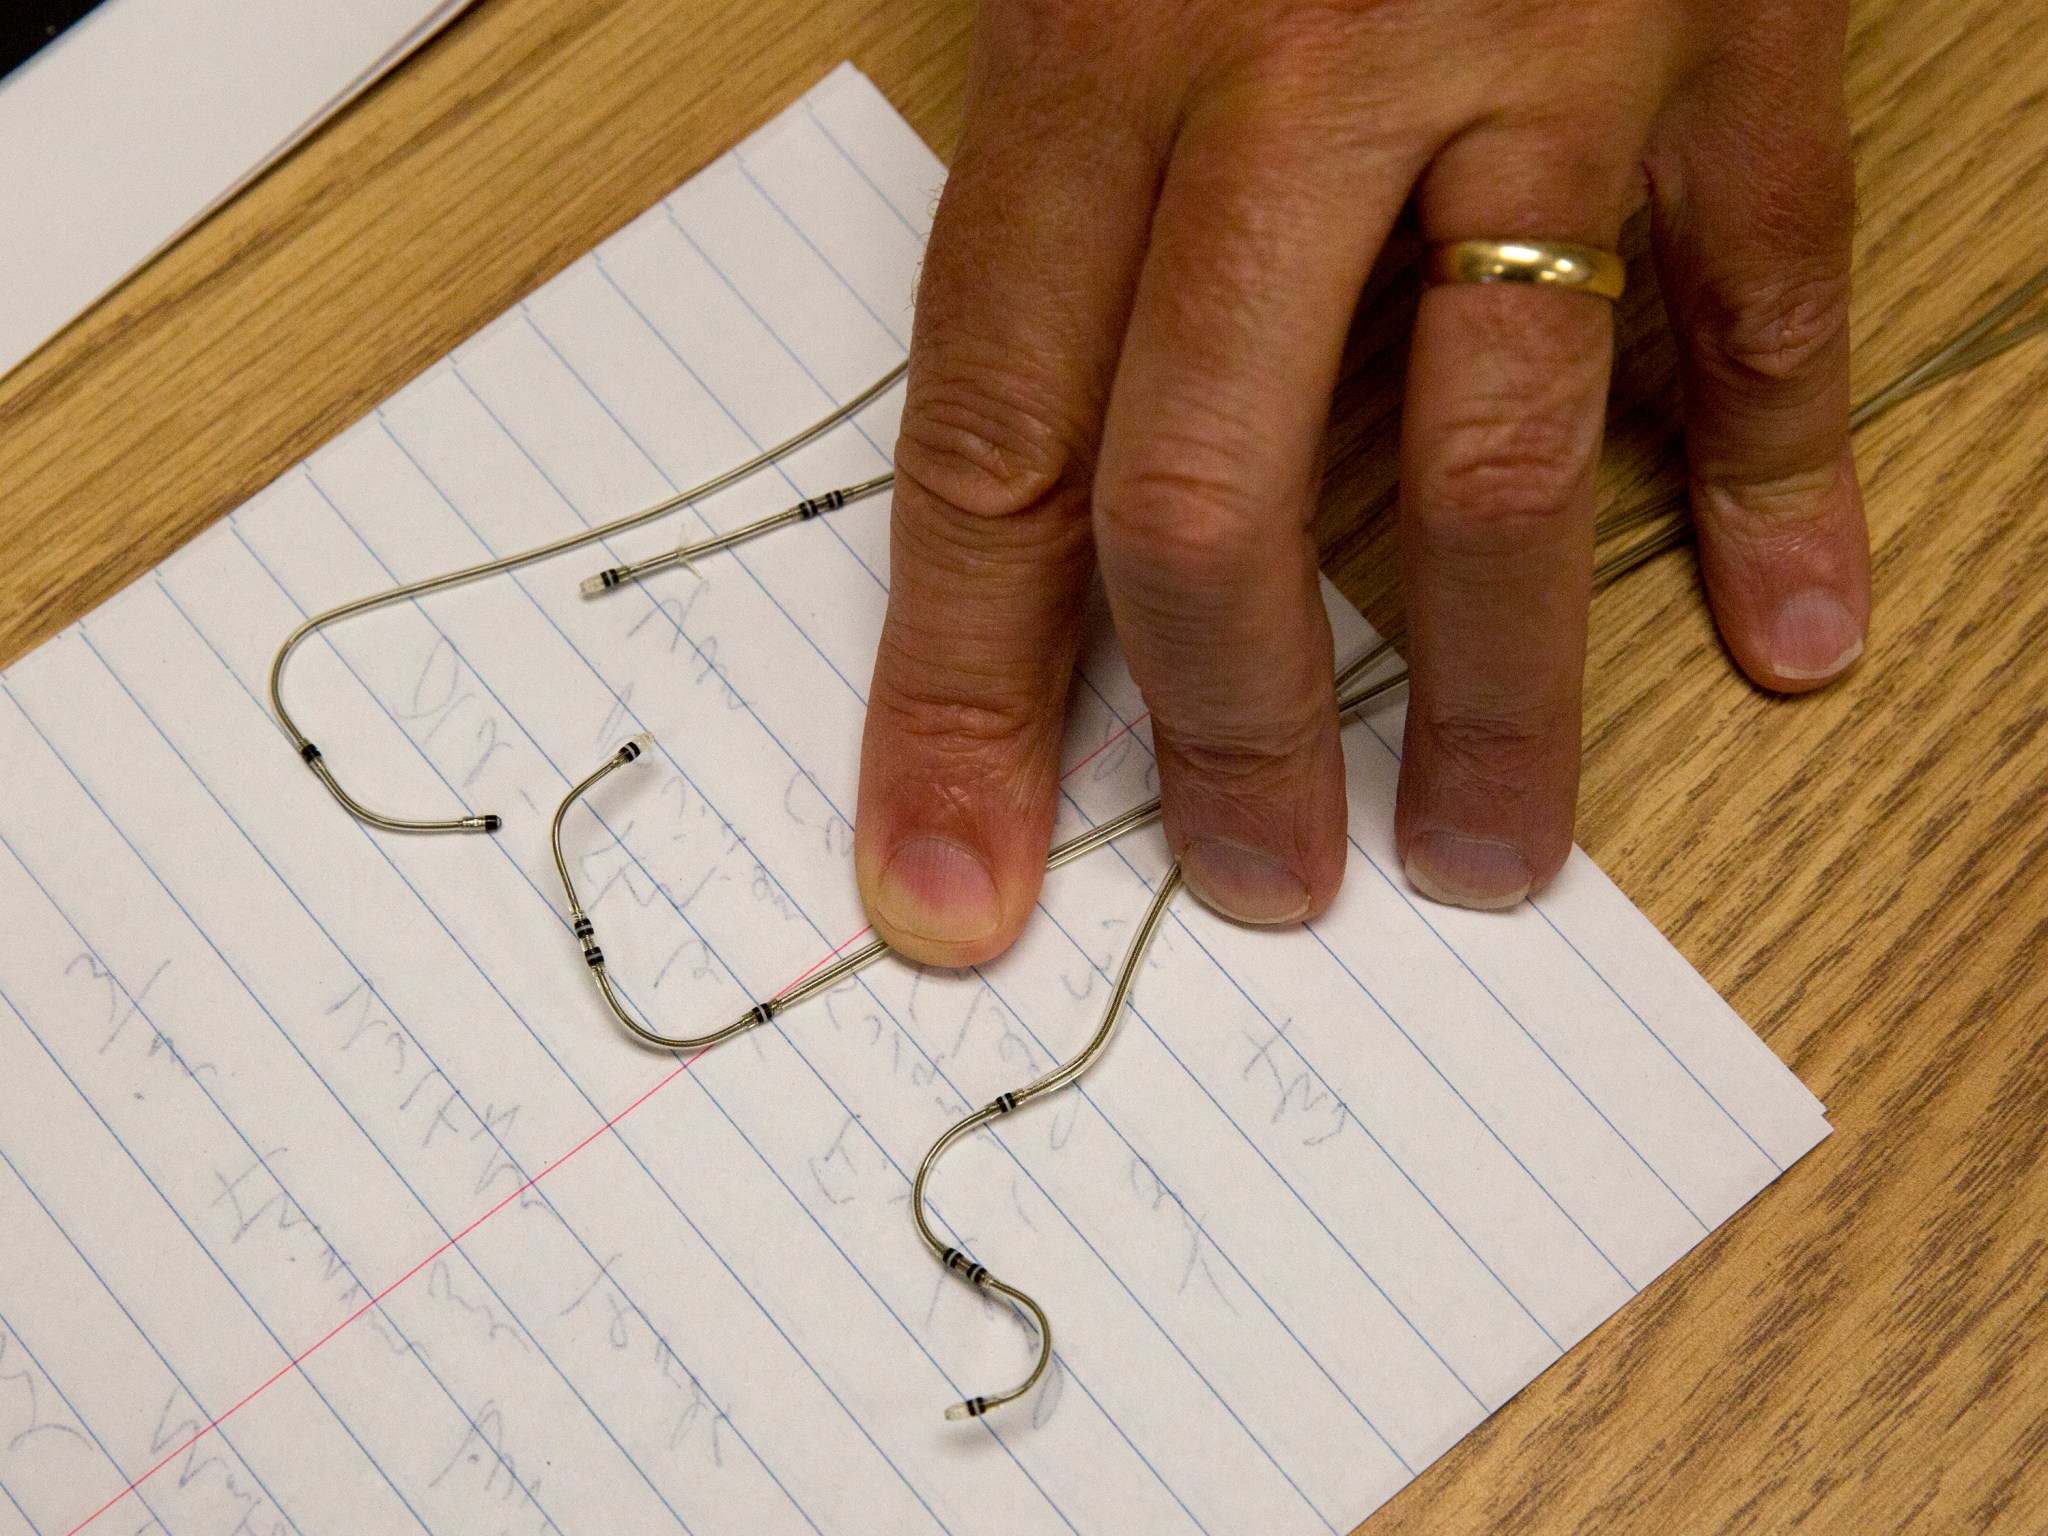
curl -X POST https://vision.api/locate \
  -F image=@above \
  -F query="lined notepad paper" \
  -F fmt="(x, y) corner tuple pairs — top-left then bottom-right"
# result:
(0, 65), (1828, 1536)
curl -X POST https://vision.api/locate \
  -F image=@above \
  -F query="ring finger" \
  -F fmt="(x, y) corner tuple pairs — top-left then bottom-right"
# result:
(1394, 123), (1648, 908)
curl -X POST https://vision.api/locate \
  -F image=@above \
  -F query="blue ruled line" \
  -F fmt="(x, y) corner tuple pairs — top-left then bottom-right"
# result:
(0, 1142), (317, 1536)
(0, 1298), (173, 1536)
(0, 696), (571, 1536)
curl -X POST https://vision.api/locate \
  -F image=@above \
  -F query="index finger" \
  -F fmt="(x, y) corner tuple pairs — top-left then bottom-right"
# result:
(855, 71), (1163, 965)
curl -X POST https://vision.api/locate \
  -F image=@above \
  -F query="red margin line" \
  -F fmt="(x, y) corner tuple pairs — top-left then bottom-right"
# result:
(65, 1046), (712, 1536)
(1061, 712), (1149, 786)
(781, 923), (875, 991)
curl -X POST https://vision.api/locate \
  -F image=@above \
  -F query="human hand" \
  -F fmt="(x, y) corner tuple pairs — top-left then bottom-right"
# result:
(855, 0), (1869, 964)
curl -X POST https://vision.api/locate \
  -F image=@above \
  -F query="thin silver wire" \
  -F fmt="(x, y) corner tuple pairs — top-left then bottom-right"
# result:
(549, 733), (780, 1053)
(579, 473), (896, 596)
(1849, 263), (2048, 432)
(911, 862), (1184, 1420)
(268, 360), (907, 834)
(546, 653), (1399, 1418)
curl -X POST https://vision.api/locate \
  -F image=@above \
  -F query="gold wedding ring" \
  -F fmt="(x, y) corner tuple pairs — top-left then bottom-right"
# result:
(1425, 239), (1626, 301)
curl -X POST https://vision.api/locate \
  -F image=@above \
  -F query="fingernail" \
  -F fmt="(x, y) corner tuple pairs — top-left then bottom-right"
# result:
(1404, 831), (1531, 911)
(874, 835), (1002, 946)
(1769, 589), (1864, 682)
(1181, 838), (1311, 926)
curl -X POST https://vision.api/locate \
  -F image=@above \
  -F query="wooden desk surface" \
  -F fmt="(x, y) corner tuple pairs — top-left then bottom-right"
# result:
(2, 0), (2042, 1529)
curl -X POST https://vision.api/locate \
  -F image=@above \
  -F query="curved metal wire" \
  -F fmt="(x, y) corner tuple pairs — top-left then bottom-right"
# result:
(544, 739), (1197, 1052)
(581, 473), (895, 596)
(549, 734), (776, 1053)
(269, 360), (908, 835)
(548, 727), (1188, 1419)
(913, 862), (1184, 1420)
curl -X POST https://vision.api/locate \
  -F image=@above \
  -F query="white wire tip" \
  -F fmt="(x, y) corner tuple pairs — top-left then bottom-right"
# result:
(579, 570), (624, 598)
(618, 733), (654, 763)
(944, 1401), (979, 1422)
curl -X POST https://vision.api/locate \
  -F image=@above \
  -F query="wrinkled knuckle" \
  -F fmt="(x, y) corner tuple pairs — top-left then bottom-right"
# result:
(1164, 709), (1325, 802)
(1420, 407), (1590, 530)
(1096, 459), (1261, 592)
(1699, 268), (1851, 391)
(875, 667), (1044, 760)
(896, 357), (1077, 520)
(1425, 707), (1562, 792)
(1175, 726), (1315, 787)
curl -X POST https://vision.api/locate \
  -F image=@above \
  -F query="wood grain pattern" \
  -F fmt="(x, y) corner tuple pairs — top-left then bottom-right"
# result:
(1, 0), (2043, 1529)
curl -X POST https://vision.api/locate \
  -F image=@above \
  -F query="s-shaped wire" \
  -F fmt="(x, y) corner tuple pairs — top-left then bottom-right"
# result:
(268, 360), (906, 834)
(912, 861), (1184, 1420)
(544, 729), (1171, 1420)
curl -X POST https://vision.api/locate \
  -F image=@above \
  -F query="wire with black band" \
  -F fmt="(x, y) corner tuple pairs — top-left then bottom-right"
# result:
(269, 361), (906, 835)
